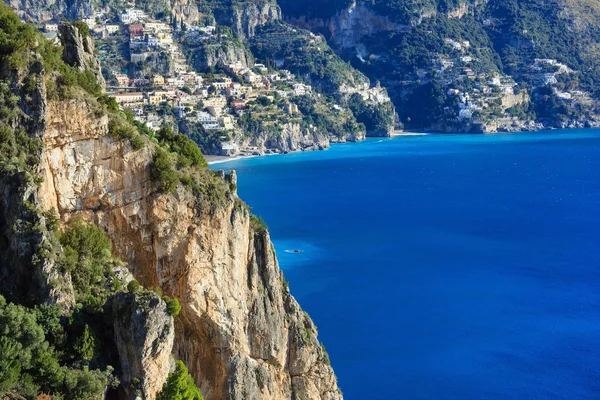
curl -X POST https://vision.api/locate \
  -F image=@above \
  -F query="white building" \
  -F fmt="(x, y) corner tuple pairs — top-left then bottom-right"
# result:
(198, 111), (220, 130)
(147, 35), (161, 47)
(105, 24), (120, 35)
(44, 24), (58, 32)
(121, 9), (146, 24)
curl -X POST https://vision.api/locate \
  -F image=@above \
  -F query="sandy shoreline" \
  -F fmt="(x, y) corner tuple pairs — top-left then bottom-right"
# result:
(206, 155), (255, 165)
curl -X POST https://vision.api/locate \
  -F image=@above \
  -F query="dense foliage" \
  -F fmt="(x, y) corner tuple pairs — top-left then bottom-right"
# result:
(58, 218), (123, 312)
(157, 360), (203, 400)
(252, 22), (367, 95)
(277, 0), (599, 129)
(348, 93), (395, 133)
(0, 218), (125, 400)
(0, 295), (110, 399)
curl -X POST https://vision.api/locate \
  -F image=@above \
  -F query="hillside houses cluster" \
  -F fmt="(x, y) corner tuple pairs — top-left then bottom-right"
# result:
(110, 54), (306, 131)
(40, 9), (367, 155)
(98, 14), (318, 142)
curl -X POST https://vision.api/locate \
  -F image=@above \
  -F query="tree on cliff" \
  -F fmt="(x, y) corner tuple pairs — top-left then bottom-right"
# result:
(158, 360), (203, 400)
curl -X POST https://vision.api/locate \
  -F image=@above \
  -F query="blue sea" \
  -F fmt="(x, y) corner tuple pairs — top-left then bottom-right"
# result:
(214, 129), (600, 399)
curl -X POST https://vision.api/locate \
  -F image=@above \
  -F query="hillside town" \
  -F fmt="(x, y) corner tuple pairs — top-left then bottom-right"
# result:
(41, 8), (391, 156)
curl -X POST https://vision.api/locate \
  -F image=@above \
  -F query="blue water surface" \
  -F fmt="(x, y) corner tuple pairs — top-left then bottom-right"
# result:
(215, 129), (600, 399)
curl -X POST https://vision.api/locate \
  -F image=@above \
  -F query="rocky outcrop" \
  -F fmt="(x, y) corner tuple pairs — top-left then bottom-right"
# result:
(171, 0), (201, 29)
(0, 63), (76, 309)
(228, 1), (282, 38)
(4, 0), (92, 22)
(287, 2), (409, 49)
(238, 122), (364, 155)
(59, 24), (105, 89)
(38, 98), (342, 400)
(113, 291), (175, 400)
(188, 40), (252, 71)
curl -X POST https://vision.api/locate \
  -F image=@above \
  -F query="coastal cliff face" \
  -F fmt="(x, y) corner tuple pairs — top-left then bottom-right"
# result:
(284, 0), (481, 48)
(238, 122), (365, 155)
(37, 98), (341, 400)
(187, 39), (253, 71)
(228, 1), (281, 38)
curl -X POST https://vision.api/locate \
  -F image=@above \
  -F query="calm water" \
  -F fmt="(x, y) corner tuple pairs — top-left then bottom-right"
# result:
(215, 129), (600, 399)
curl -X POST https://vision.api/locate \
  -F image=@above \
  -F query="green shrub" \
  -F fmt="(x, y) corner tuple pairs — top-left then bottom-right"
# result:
(163, 296), (181, 317)
(130, 134), (145, 150)
(250, 214), (268, 234)
(58, 218), (119, 311)
(71, 21), (90, 39)
(127, 280), (142, 294)
(43, 208), (60, 232)
(0, 295), (107, 399)
(74, 325), (97, 363)
(150, 148), (179, 193)
(156, 126), (207, 168)
(157, 360), (203, 400)
(98, 94), (119, 112)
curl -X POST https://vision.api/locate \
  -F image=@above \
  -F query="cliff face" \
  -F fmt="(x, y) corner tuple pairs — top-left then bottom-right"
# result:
(286, 2), (408, 50)
(238, 122), (365, 155)
(227, 1), (282, 38)
(59, 24), (106, 88)
(4, 0), (91, 22)
(38, 98), (341, 400)
(113, 291), (175, 400)
(284, 0), (482, 49)
(187, 40), (252, 71)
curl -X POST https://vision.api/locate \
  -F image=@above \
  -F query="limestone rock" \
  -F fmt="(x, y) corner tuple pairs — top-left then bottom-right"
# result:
(39, 97), (343, 399)
(4, 0), (92, 23)
(112, 291), (175, 400)
(59, 24), (105, 89)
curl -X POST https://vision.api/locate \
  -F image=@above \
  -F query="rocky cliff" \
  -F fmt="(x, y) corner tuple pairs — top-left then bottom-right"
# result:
(286, 2), (408, 50)
(186, 39), (253, 71)
(113, 291), (175, 400)
(38, 97), (341, 400)
(4, 0), (91, 22)
(0, 5), (342, 398)
(242, 121), (364, 155)
(59, 23), (106, 88)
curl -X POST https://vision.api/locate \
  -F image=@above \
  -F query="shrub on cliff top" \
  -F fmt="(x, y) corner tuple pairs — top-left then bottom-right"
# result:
(71, 21), (90, 39)
(163, 296), (181, 317)
(156, 126), (207, 168)
(109, 118), (145, 150)
(150, 148), (179, 193)
(127, 280), (142, 294)
(157, 360), (203, 400)
(250, 214), (268, 234)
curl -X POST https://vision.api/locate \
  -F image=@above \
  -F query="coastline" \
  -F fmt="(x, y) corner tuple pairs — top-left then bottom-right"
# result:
(206, 155), (256, 165)
(206, 133), (430, 165)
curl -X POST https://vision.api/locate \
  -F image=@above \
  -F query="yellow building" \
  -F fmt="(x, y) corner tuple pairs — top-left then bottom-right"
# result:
(148, 91), (169, 105)
(153, 75), (165, 86)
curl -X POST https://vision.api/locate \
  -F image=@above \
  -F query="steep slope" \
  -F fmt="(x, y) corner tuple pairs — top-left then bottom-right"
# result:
(40, 98), (341, 400)
(0, 7), (341, 400)
(4, 0), (397, 137)
(279, 0), (600, 131)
